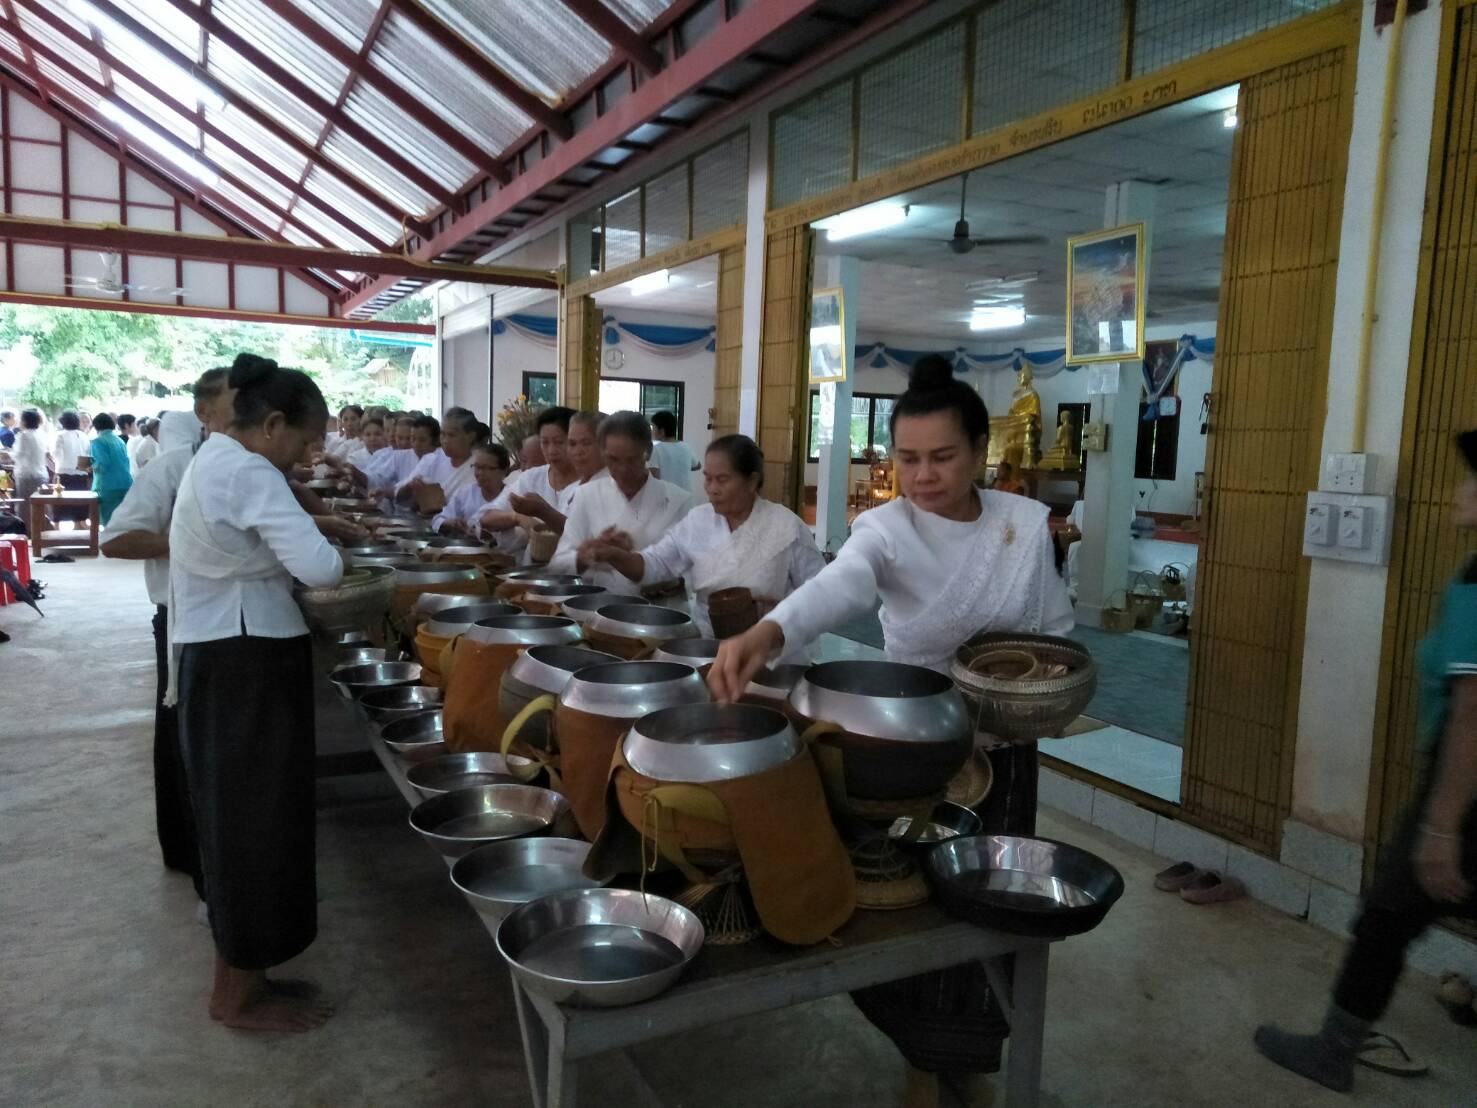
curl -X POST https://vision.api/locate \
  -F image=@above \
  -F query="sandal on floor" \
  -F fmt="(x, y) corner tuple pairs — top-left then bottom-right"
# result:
(1356, 1031), (1429, 1076)
(1154, 861), (1203, 891)
(1179, 872), (1245, 904)
(1436, 972), (1477, 1026)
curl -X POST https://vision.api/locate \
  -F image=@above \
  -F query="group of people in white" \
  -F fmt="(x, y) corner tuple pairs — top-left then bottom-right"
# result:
(97, 348), (1075, 1108)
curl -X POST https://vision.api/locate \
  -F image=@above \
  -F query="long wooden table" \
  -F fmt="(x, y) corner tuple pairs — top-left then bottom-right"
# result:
(347, 694), (1056, 1108)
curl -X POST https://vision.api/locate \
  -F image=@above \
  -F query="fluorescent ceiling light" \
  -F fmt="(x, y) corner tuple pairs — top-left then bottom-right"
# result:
(970, 305), (1025, 331)
(815, 202), (907, 242)
(98, 100), (220, 187)
(69, 0), (226, 112)
(627, 269), (669, 296)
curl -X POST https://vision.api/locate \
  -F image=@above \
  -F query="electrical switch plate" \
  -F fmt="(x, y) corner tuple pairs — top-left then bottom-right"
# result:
(1081, 421), (1109, 452)
(1323, 452), (1376, 494)
(1304, 502), (1334, 547)
(1303, 491), (1392, 565)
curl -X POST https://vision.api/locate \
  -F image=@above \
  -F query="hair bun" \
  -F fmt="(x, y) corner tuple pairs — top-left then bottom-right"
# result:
(229, 353), (278, 389)
(907, 354), (956, 394)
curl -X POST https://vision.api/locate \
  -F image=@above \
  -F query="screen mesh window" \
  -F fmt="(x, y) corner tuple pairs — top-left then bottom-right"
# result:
(808, 391), (896, 462)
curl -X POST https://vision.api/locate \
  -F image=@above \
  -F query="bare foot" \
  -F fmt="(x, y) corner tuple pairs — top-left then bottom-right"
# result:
(902, 1065), (939, 1108)
(219, 992), (334, 1033)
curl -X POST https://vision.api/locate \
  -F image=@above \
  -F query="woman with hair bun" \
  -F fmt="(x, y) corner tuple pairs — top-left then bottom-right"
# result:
(710, 354), (1072, 1107)
(168, 352), (343, 1034)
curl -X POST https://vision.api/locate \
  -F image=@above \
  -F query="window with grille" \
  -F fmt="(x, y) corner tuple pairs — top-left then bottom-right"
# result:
(808, 391), (896, 463)
(599, 376), (686, 437)
(1132, 0), (1344, 77)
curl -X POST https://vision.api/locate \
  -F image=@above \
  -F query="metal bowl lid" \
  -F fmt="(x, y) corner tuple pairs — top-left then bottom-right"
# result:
(587, 604), (698, 641)
(560, 592), (649, 623)
(651, 637), (722, 665)
(624, 702), (800, 782)
(507, 644), (622, 695)
(560, 660), (709, 718)
(789, 660), (969, 746)
(422, 601), (523, 638)
(464, 614), (582, 646)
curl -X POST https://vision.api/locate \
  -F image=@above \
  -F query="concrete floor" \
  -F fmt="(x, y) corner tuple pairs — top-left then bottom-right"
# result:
(3, 557), (1475, 1107)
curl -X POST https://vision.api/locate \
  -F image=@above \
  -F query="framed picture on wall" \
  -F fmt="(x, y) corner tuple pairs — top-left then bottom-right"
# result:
(809, 286), (848, 384)
(1065, 222), (1145, 365)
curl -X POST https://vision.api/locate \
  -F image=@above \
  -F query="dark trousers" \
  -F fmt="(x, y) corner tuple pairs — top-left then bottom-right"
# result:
(1332, 765), (1477, 1022)
(152, 606), (204, 899)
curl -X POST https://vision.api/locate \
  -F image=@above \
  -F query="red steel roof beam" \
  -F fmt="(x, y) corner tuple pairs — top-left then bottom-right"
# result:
(341, 0), (831, 313)
(382, 0), (572, 141)
(67, 0), (431, 237)
(257, 0), (509, 187)
(0, 214), (559, 286)
(11, 5), (393, 251)
(148, 0), (456, 209)
(0, 28), (356, 254)
(560, 0), (664, 76)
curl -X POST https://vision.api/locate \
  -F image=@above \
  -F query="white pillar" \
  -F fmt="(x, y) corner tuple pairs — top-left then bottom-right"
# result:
(1075, 181), (1156, 627)
(738, 109), (768, 437)
(814, 254), (859, 552)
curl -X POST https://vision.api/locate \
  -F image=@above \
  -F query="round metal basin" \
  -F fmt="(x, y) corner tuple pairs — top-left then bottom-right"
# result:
(587, 604), (699, 644)
(623, 702), (799, 783)
(464, 614), (581, 647)
(650, 638), (722, 666)
(358, 683), (443, 724)
(450, 837), (608, 924)
(561, 591), (650, 624)
(328, 659), (422, 700)
(560, 660), (709, 720)
(408, 783), (571, 859)
(379, 710), (446, 763)
(405, 751), (521, 800)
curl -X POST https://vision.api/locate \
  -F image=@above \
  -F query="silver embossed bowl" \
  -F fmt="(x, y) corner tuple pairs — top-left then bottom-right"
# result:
(409, 784), (572, 859)
(450, 837), (608, 923)
(624, 702), (799, 783)
(496, 887), (704, 1007)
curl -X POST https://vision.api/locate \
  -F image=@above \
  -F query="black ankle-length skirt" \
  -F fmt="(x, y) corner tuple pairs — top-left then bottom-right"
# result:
(152, 606), (203, 899)
(851, 742), (1039, 1074)
(178, 633), (317, 970)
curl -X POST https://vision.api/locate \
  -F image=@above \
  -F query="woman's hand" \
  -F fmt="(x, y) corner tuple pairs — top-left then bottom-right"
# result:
(314, 515), (368, 544)
(598, 527), (634, 552)
(708, 621), (785, 702)
(1414, 827), (1471, 903)
(509, 491), (551, 521)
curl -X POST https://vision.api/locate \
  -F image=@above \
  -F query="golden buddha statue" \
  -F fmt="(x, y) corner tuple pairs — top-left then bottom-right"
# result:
(1038, 408), (1081, 471)
(988, 364), (1042, 468)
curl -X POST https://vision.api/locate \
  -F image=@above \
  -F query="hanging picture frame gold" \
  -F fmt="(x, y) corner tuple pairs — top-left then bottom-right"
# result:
(808, 286), (847, 384)
(1066, 222), (1146, 365)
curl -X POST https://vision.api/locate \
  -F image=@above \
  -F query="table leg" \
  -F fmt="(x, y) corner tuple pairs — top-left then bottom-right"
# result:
(1003, 942), (1049, 1108)
(545, 1029), (577, 1108)
(29, 499), (41, 559)
(511, 973), (550, 1108)
(89, 502), (99, 556)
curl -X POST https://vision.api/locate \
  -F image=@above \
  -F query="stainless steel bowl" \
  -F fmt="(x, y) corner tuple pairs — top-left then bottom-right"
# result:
(561, 591), (650, 624)
(506, 644), (621, 696)
(341, 543), (403, 557)
(522, 583), (607, 604)
(335, 646), (391, 669)
(392, 563), (481, 587)
(328, 659), (423, 700)
(450, 837), (608, 923)
(624, 703), (799, 782)
(925, 834), (1125, 938)
(296, 565), (395, 633)
(345, 552), (422, 571)
(501, 569), (585, 587)
(789, 661), (971, 801)
(560, 660), (710, 719)
(306, 477), (346, 492)
(414, 591), (502, 623)
(425, 535), (491, 549)
(408, 783), (571, 859)
(358, 683), (444, 724)
(464, 614), (582, 647)
(379, 710), (446, 762)
(405, 751), (521, 799)
(950, 632), (1097, 743)
(496, 887), (704, 1007)
(333, 630), (372, 647)
(324, 496), (376, 513)
(422, 601), (523, 638)
(888, 801), (984, 848)
(650, 638), (722, 666)
(587, 604), (699, 643)
(743, 663), (809, 703)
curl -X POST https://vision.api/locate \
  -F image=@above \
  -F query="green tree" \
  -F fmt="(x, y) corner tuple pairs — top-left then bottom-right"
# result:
(23, 349), (117, 411)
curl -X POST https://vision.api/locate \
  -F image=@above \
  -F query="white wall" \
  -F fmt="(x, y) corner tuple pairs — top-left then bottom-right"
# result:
(443, 328), (490, 419)
(489, 306), (717, 465)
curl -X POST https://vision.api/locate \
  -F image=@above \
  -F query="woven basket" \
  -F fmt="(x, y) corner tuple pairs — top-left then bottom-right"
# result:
(950, 631), (1097, 743)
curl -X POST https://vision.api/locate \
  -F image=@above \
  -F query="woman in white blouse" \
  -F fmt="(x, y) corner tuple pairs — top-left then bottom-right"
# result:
(11, 408), (50, 505)
(589, 434), (824, 651)
(53, 409), (91, 489)
(710, 356), (1072, 1105)
(169, 354), (342, 1034)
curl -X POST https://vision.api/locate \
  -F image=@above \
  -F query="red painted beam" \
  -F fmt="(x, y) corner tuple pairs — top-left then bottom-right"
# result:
(148, 0), (456, 208)
(560, 0), (663, 75)
(0, 287), (443, 332)
(383, 0), (572, 141)
(343, 0), (830, 313)
(0, 214), (560, 287)
(0, 75), (342, 299)
(257, 0), (509, 186)
(54, 0), (429, 238)
(5, 9), (392, 252)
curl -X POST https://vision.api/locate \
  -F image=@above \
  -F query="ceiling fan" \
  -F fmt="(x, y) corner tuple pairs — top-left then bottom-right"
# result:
(65, 252), (186, 297)
(947, 173), (1048, 255)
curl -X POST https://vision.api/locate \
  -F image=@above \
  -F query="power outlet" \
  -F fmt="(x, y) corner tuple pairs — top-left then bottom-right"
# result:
(1305, 502), (1335, 547)
(1081, 421), (1109, 452)
(1304, 491), (1391, 565)
(1323, 452), (1375, 494)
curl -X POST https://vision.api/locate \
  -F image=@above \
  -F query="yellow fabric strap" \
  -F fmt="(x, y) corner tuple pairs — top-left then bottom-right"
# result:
(638, 785), (727, 886)
(438, 633), (465, 682)
(799, 721), (848, 811)
(500, 693), (555, 781)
